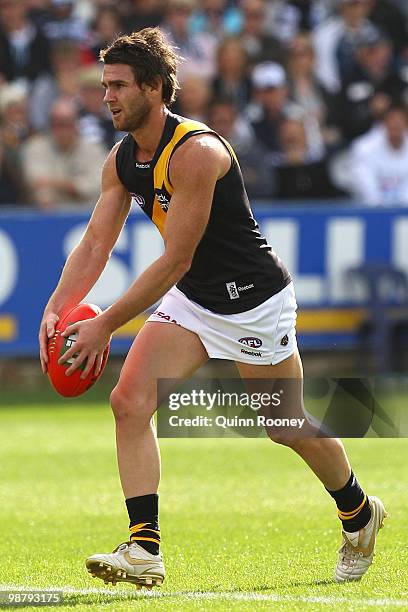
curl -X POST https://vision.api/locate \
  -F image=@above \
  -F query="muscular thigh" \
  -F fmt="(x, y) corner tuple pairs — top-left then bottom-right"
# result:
(116, 322), (209, 408)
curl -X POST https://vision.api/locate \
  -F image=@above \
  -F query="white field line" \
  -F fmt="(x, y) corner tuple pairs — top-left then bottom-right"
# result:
(1, 585), (408, 608)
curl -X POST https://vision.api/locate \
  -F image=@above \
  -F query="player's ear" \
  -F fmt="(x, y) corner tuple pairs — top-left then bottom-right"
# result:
(145, 76), (163, 98)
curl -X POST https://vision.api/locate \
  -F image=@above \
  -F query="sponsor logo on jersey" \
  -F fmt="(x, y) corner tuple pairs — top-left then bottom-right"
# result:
(226, 281), (239, 299)
(155, 184), (172, 212)
(240, 348), (262, 357)
(226, 282), (255, 300)
(135, 161), (151, 169)
(238, 337), (263, 348)
(130, 193), (145, 209)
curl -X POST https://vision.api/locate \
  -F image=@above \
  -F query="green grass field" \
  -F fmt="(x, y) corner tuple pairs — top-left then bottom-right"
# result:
(0, 395), (407, 611)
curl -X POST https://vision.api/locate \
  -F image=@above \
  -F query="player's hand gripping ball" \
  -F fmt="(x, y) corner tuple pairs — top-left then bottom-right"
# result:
(47, 303), (110, 397)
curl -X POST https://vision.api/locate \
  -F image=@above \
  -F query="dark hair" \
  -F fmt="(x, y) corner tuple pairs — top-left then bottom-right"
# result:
(100, 28), (180, 106)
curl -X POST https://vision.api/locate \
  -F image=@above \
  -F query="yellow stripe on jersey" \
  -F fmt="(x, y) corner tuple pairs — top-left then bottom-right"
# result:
(152, 120), (217, 235)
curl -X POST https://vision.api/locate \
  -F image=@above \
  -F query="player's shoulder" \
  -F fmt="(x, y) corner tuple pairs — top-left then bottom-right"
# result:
(171, 114), (227, 156)
(101, 139), (129, 188)
(173, 132), (227, 163)
(170, 132), (230, 185)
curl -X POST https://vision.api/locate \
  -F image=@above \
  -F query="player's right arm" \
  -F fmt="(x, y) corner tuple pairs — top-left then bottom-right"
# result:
(39, 144), (131, 373)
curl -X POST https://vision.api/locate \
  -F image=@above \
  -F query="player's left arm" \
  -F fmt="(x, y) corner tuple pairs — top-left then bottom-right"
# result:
(60, 134), (229, 375)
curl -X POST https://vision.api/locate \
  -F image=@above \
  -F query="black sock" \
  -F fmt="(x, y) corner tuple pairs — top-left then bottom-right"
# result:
(326, 471), (371, 532)
(125, 494), (160, 555)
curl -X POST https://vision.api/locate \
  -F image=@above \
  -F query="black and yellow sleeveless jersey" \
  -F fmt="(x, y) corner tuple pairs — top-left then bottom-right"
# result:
(115, 112), (290, 314)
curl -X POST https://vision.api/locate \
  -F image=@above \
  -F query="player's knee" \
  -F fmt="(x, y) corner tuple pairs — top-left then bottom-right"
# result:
(110, 386), (152, 425)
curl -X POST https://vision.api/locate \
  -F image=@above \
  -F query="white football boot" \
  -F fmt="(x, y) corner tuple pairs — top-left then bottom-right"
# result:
(335, 496), (387, 582)
(86, 541), (165, 589)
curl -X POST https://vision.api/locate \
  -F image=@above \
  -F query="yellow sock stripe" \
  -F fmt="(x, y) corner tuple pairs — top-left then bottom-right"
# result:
(337, 495), (367, 520)
(129, 524), (160, 536)
(130, 523), (148, 532)
(130, 535), (161, 545)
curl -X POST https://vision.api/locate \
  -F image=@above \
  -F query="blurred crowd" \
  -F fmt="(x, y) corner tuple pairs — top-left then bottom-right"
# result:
(0, 0), (408, 208)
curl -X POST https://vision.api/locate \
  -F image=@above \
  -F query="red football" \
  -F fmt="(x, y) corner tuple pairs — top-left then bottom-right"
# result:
(47, 303), (110, 397)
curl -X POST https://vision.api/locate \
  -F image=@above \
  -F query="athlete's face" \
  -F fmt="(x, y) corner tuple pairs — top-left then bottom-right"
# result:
(102, 64), (152, 132)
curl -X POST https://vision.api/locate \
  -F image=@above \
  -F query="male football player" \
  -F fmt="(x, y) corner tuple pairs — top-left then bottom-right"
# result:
(39, 28), (386, 588)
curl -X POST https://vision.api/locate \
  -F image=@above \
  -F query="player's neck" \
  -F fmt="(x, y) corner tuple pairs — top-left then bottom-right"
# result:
(131, 106), (168, 162)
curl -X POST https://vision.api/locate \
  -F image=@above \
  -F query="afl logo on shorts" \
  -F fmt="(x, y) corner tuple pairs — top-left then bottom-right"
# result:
(131, 193), (145, 209)
(239, 337), (263, 349)
(280, 334), (289, 346)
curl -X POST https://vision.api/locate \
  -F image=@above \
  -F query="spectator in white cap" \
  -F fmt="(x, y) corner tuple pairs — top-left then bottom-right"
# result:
(249, 61), (307, 161)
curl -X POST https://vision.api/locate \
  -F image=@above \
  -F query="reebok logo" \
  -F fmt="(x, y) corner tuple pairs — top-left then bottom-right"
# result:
(238, 284), (254, 292)
(135, 162), (151, 169)
(241, 348), (262, 357)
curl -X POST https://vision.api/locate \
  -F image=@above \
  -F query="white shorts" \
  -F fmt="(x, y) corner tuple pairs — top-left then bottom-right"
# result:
(146, 282), (298, 365)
